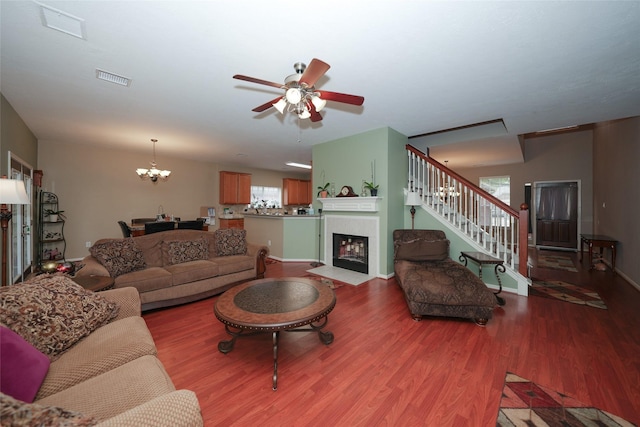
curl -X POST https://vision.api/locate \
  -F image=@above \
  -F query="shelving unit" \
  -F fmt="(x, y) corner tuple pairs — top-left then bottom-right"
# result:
(38, 191), (66, 267)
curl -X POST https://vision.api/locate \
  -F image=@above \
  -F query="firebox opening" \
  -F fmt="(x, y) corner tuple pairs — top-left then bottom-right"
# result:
(333, 233), (368, 274)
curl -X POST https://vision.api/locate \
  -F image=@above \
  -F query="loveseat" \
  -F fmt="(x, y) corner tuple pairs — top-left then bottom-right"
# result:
(393, 229), (497, 325)
(0, 275), (203, 426)
(76, 228), (269, 311)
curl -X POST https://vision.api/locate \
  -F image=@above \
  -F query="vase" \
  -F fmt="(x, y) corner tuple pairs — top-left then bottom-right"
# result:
(370, 189), (378, 197)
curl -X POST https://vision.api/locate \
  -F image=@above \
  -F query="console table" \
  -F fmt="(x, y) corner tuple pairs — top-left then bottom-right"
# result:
(459, 251), (506, 306)
(580, 234), (618, 271)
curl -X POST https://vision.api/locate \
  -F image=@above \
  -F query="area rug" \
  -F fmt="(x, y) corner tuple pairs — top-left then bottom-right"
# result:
(530, 280), (607, 309)
(537, 252), (578, 272)
(497, 372), (635, 426)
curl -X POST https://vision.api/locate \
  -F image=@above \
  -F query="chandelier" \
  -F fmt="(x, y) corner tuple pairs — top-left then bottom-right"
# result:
(272, 63), (326, 119)
(136, 139), (171, 182)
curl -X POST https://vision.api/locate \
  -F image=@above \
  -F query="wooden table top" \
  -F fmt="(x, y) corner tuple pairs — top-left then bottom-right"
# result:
(214, 277), (336, 331)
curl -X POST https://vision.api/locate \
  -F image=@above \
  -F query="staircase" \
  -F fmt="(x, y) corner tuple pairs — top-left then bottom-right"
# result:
(406, 145), (530, 291)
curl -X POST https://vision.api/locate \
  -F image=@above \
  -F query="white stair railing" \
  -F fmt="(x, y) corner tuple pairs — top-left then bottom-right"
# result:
(407, 145), (529, 277)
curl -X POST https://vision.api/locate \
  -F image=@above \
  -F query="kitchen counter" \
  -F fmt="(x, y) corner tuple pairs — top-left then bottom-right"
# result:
(244, 214), (321, 261)
(243, 213), (320, 219)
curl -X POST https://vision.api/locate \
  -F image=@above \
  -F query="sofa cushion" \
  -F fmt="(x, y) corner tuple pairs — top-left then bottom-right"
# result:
(162, 238), (209, 265)
(0, 276), (119, 359)
(114, 267), (173, 293)
(212, 254), (254, 276)
(164, 260), (219, 285)
(1, 392), (97, 426)
(395, 238), (449, 261)
(0, 326), (50, 403)
(36, 355), (175, 422)
(36, 316), (157, 400)
(215, 229), (247, 256)
(89, 238), (146, 277)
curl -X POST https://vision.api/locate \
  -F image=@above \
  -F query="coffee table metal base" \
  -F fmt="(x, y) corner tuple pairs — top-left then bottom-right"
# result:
(218, 319), (334, 390)
(214, 277), (336, 391)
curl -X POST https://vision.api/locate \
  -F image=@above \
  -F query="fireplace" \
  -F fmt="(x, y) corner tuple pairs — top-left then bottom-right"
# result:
(333, 233), (368, 274)
(323, 214), (379, 280)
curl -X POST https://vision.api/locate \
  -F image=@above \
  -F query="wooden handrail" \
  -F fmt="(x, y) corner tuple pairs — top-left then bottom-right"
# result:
(406, 145), (517, 216)
(406, 144), (529, 277)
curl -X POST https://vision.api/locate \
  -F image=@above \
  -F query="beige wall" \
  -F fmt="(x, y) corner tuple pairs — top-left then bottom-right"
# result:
(593, 116), (640, 287)
(455, 129), (594, 239)
(37, 140), (308, 260)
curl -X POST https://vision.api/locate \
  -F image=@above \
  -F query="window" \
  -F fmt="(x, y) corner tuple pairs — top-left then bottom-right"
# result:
(250, 186), (281, 208)
(480, 176), (510, 205)
(479, 176), (510, 226)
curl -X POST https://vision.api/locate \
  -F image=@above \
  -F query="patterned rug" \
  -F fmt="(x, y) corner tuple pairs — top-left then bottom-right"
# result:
(530, 280), (607, 309)
(497, 372), (635, 426)
(537, 252), (578, 272)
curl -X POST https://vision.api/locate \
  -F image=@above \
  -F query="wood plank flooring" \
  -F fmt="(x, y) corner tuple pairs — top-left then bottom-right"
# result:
(143, 250), (640, 426)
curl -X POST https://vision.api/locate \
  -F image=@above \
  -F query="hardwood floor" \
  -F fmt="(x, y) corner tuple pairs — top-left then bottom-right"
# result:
(143, 250), (640, 426)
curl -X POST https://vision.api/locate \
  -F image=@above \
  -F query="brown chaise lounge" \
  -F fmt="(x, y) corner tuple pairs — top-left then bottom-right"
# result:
(393, 229), (497, 325)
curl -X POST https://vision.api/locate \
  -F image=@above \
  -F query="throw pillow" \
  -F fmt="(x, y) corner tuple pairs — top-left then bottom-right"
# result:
(0, 392), (97, 426)
(0, 326), (50, 403)
(89, 238), (146, 277)
(0, 276), (119, 359)
(395, 238), (450, 261)
(162, 238), (209, 265)
(215, 229), (247, 256)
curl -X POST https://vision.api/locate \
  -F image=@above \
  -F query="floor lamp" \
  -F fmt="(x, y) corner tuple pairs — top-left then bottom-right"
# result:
(405, 191), (422, 230)
(1, 178), (31, 286)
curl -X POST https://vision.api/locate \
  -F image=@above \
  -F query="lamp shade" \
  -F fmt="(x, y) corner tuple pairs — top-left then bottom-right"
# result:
(0, 179), (30, 205)
(405, 191), (422, 206)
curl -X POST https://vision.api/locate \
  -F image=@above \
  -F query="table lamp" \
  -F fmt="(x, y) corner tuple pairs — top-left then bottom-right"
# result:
(405, 191), (422, 230)
(1, 177), (31, 286)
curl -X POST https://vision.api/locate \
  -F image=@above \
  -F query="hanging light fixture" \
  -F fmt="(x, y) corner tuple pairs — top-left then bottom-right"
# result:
(136, 139), (171, 183)
(269, 63), (328, 120)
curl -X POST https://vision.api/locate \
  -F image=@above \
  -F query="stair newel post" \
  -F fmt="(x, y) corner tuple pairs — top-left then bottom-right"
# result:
(518, 203), (529, 277)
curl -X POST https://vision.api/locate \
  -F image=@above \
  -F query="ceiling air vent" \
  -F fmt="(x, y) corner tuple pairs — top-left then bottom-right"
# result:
(96, 69), (131, 87)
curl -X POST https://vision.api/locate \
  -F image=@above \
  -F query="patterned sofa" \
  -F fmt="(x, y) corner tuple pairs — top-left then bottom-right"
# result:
(393, 229), (497, 325)
(76, 229), (268, 311)
(0, 276), (203, 426)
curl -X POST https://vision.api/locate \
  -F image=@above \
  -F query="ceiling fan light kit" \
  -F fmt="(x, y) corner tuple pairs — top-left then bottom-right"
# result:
(233, 58), (364, 122)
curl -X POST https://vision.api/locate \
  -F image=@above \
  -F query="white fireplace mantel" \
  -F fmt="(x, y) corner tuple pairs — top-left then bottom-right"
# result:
(316, 197), (381, 212)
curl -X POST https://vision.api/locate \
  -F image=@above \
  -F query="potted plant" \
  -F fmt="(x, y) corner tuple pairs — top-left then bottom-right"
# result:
(317, 182), (330, 198)
(364, 181), (379, 197)
(45, 209), (66, 222)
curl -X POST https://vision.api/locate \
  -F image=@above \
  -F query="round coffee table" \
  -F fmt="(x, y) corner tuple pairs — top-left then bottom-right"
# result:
(214, 277), (336, 390)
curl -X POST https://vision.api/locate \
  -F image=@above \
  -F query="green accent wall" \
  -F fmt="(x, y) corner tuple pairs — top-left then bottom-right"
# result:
(311, 127), (408, 277)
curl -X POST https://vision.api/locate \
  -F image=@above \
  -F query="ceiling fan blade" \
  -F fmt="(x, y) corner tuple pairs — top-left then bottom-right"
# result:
(299, 58), (330, 87)
(309, 103), (323, 122)
(316, 90), (365, 106)
(252, 97), (283, 113)
(233, 74), (284, 89)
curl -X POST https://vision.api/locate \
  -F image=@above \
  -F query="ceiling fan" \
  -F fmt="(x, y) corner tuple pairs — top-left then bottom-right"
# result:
(233, 58), (364, 122)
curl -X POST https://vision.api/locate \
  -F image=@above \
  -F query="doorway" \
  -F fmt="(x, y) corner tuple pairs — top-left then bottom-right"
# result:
(532, 180), (580, 250)
(8, 153), (34, 283)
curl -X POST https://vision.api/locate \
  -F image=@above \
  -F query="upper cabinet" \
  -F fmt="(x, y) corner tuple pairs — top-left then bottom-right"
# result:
(283, 178), (311, 206)
(220, 171), (251, 204)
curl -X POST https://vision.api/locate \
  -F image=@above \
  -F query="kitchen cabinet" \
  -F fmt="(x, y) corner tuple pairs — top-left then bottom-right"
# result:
(283, 178), (311, 205)
(220, 171), (251, 204)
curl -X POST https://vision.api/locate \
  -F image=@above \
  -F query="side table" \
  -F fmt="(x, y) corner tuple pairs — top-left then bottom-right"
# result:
(579, 234), (617, 272)
(72, 275), (114, 292)
(459, 251), (506, 306)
